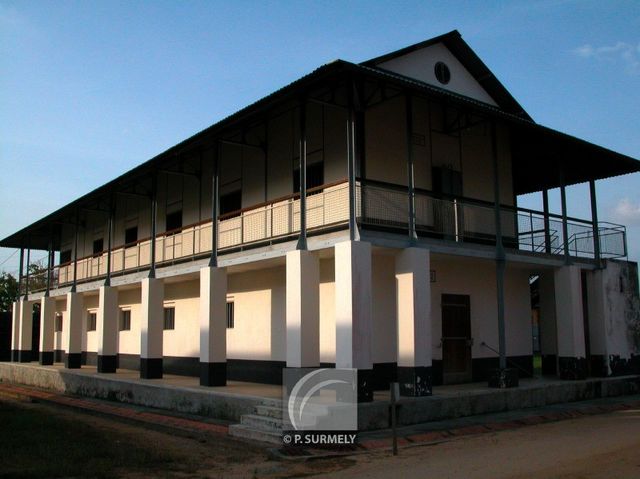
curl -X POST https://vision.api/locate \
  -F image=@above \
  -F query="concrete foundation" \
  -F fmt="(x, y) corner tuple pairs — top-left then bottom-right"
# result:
(0, 363), (638, 431)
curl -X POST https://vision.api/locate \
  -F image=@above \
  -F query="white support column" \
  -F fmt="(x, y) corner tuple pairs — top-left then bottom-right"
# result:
(140, 278), (164, 379)
(286, 250), (320, 368)
(199, 266), (227, 386)
(335, 240), (373, 401)
(39, 296), (56, 365)
(11, 300), (21, 362)
(65, 292), (84, 368)
(97, 286), (119, 373)
(18, 299), (35, 362)
(554, 265), (587, 379)
(395, 247), (432, 396)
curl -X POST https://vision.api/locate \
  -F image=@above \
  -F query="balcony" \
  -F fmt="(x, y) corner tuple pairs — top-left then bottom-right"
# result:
(23, 179), (627, 294)
(357, 180), (627, 259)
(25, 181), (350, 292)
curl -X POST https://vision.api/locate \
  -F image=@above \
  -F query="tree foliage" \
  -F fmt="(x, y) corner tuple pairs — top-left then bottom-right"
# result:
(0, 272), (19, 312)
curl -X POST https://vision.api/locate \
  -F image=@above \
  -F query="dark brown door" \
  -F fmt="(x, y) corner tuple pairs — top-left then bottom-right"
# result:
(442, 294), (472, 384)
(432, 166), (463, 238)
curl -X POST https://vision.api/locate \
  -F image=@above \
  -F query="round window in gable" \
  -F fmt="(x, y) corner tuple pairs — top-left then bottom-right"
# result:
(434, 61), (451, 85)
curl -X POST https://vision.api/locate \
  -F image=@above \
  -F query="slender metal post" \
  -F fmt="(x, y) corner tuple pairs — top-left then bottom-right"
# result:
(17, 247), (24, 299)
(589, 180), (601, 265)
(149, 174), (158, 278)
(297, 99), (308, 250)
(491, 122), (506, 371)
(24, 242), (30, 299)
(71, 210), (79, 293)
(45, 232), (53, 297)
(209, 142), (219, 267)
(391, 382), (399, 456)
(405, 93), (417, 243)
(560, 178), (570, 264)
(542, 189), (551, 254)
(347, 79), (360, 241)
(105, 196), (114, 286)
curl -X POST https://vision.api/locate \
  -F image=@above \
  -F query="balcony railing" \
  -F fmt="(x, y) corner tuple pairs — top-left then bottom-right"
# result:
(356, 179), (627, 259)
(22, 178), (627, 294)
(24, 181), (350, 293)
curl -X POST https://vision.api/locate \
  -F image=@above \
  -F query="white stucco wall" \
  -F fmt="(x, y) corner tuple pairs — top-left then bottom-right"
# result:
(376, 42), (499, 106)
(429, 256), (532, 360)
(587, 260), (640, 363)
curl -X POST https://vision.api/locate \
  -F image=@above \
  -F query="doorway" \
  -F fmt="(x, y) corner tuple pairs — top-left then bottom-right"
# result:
(441, 294), (472, 384)
(432, 166), (463, 239)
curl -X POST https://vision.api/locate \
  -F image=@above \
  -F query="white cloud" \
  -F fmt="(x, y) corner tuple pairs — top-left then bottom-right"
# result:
(613, 198), (640, 226)
(572, 41), (640, 75)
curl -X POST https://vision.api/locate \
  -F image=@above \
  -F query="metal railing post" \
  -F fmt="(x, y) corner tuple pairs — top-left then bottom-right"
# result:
(209, 141), (219, 267)
(491, 122), (507, 372)
(148, 173), (158, 278)
(71, 209), (79, 293)
(560, 182), (570, 264)
(347, 78), (360, 241)
(405, 93), (417, 243)
(542, 189), (551, 254)
(105, 197), (114, 286)
(24, 241), (31, 298)
(589, 180), (601, 265)
(17, 247), (24, 299)
(297, 98), (308, 250)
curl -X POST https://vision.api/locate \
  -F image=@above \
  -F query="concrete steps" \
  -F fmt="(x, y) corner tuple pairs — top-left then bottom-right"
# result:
(229, 400), (285, 445)
(240, 413), (283, 431)
(228, 424), (282, 444)
(254, 404), (283, 419)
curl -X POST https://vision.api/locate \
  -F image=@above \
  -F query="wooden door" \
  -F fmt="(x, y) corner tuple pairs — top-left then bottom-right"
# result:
(442, 294), (472, 384)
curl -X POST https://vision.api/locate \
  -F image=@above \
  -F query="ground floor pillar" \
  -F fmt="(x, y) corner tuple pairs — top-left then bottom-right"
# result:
(39, 296), (55, 365)
(18, 299), (35, 362)
(335, 240), (373, 402)
(199, 267), (227, 386)
(65, 292), (84, 368)
(97, 286), (119, 373)
(286, 250), (320, 369)
(538, 272), (558, 375)
(140, 278), (164, 379)
(395, 247), (432, 396)
(11, 300), (21, 361)
(554, 265), (587, 379)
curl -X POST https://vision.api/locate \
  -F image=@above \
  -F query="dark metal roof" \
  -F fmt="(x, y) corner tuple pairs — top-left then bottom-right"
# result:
(2, 38), (639, 250)
(361, 29), (532, 121)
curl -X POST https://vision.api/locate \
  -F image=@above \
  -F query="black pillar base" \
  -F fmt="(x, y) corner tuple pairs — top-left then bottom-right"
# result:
(558, 356), (587, 380)
(541, 354), (557, 375)
(39, 351), (54, 366)
(97, 355), (118, 373)
(357, 369), (373, 403)
(199, 362), (227, 386)
(17, 350), (32, 363)
(282, 367), (321, 395)
(397, 366), (432, 397)
(65, 353), (82, 369)
(488, 368), (519, 388)
(11, 350), (19, 362)
(140, 358), (163, 379)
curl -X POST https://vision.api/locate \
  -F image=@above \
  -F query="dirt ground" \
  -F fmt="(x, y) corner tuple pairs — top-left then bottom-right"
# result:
(316, 406), (640, 479)
(2, 397), (639, 478)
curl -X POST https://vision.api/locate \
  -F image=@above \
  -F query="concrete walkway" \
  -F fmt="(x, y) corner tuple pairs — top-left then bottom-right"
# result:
(2, 362), (639, 431)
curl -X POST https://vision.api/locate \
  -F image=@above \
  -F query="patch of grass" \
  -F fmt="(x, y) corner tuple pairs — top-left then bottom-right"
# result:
(533, 354), (542, 375)
(0, 400), (187, 479)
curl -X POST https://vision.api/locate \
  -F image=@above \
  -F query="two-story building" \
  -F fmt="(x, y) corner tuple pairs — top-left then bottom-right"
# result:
(3, 30), (639, 401)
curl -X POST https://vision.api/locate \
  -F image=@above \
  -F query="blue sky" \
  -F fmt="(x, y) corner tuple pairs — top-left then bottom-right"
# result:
(1, 0), (639, 273)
